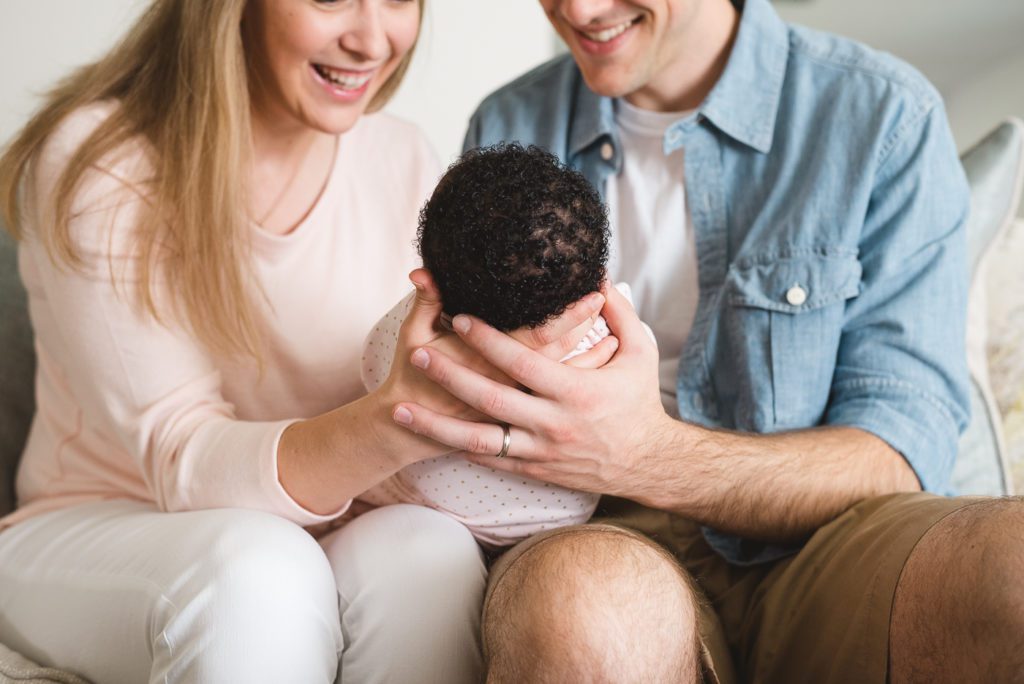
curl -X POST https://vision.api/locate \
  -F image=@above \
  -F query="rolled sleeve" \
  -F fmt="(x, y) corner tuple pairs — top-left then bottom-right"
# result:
(826, 103), (971, 492)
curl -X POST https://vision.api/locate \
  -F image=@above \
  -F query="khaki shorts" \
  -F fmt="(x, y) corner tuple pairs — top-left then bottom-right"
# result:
(485, 492), (983, 683)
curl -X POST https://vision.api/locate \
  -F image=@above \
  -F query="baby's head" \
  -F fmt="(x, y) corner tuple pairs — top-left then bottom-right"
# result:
(417, 143), (609, 332)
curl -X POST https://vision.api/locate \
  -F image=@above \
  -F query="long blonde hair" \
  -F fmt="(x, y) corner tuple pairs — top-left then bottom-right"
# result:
(0, 0), (424, 358)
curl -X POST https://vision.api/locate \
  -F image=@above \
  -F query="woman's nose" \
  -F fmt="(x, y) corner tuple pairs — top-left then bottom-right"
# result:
(340, 2), (389, 62)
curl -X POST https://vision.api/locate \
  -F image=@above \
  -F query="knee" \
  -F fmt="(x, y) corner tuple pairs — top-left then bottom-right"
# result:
(192, 509), (338, 610)
(159, 509), (341, 681)
(324, 504), (486, 602)
(170, 509), (339, 641)
(484, 526), (701, 683)
(958, 499), (1024, 625)
(322, 505), (486, 684)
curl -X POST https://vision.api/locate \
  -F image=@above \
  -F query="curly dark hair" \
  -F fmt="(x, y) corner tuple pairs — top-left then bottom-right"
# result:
(417, 143), (609, 332)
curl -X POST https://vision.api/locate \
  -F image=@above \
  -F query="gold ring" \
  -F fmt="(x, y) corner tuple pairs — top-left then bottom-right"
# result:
(496, 423), (512, 459)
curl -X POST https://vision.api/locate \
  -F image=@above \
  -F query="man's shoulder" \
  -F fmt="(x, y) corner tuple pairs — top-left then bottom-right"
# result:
(467, 54), (583, 150)
(476, 54), (580, 113)
(785, 23), (941, 119)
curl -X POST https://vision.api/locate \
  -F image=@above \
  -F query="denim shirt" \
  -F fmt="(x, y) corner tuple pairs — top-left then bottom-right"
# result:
(463, 0), (970, 565)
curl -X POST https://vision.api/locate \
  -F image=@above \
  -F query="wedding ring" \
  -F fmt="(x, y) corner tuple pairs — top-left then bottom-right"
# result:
(496, 423), (512, 459)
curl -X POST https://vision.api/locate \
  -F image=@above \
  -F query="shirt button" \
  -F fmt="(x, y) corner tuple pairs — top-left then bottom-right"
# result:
(786, 285), (808, 306)
(600, 142), (614, 161)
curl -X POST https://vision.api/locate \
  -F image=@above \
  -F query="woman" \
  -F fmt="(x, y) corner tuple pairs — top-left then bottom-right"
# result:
(0, 1), (609, 681)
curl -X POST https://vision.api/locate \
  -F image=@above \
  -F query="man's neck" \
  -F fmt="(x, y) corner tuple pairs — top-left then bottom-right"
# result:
(625, 0), (741, 113)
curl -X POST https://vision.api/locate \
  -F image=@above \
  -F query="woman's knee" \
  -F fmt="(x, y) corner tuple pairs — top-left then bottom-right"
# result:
(158, 508), (341, 682)
(322, 504), (487, 602)
(321, 505), (487, 684)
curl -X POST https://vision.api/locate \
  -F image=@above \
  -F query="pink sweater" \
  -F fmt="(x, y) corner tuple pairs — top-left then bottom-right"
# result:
(1, 104), (440, 532)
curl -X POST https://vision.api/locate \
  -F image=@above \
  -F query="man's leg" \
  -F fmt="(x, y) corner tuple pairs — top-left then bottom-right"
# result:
(483, 525), (702, 684)
(890, 496), (1024, 683)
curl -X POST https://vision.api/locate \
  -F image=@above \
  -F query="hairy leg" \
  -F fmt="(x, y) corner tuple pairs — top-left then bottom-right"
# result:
(890, 497), (1024, 683)
(484, 525), (702, 684)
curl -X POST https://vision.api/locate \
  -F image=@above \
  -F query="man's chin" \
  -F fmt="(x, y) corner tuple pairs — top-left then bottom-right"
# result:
(578, 69), (641, 101)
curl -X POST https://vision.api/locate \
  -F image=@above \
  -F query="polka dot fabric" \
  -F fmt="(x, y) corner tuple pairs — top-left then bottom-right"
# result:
(358, 290), (622, 546)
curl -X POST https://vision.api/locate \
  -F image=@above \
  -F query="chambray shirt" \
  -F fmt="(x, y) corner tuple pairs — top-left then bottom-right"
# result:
(463, 0), (970, 564)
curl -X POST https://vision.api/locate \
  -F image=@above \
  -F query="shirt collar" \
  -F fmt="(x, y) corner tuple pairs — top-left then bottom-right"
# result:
(569, 72), (616, 158)
(567, 0), (789, 158)
(700, 0), (789, 154)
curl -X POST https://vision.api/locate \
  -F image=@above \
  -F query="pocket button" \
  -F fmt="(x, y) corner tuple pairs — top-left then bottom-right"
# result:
(785, 285), (808, 307)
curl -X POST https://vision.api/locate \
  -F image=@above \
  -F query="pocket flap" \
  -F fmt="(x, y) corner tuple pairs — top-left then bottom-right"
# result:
(727, 249), (862, 313)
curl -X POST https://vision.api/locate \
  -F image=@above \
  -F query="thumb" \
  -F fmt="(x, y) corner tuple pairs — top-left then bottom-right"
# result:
(601, 280), (653, 355)
(401, 268), (445, 345)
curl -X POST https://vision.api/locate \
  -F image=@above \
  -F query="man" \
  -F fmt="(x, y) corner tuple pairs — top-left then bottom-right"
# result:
(391, 0), (1024, 681)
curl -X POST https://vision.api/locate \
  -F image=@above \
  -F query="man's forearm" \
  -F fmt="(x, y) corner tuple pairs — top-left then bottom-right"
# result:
(633, 422), (922, 544)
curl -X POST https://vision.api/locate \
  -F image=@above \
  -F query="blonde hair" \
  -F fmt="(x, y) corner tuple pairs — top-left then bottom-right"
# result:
(0, 0), (424, 358)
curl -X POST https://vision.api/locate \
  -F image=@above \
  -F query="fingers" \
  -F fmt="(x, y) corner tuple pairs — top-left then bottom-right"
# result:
(446, 314), (571, 397)
(515, 292), (605, 350)
(392, 402), (539, 467)
(408, 344), (543, 425)
(600, 281), (655, 357)
(562, 335), (619, 369)
(402, 268), (445, 344)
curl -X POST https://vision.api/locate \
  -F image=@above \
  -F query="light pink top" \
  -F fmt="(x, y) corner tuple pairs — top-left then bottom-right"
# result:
(1, 103), (440, 532)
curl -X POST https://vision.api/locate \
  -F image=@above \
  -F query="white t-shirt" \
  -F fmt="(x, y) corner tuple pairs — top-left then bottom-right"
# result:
(605, 97), (699, 417)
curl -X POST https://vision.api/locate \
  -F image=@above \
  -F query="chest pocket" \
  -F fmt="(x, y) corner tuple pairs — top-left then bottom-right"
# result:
(723, 250), (862, 429)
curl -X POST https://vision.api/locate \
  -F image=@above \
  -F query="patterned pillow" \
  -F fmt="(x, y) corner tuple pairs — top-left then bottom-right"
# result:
(952, 118), (1024, 495)
(987, 217), (1024, 492)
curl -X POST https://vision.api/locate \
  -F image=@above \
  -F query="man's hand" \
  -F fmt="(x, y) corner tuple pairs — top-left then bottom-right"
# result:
(390, 281), (677, 497)
(382, 269), (619, 443)
(390, 279), (923, 544)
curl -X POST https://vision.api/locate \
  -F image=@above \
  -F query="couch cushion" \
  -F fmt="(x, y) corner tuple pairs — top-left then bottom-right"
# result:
(952, 118), (1024, 495)
(0, 226), (35, 517)
(0, 642), (89, 684)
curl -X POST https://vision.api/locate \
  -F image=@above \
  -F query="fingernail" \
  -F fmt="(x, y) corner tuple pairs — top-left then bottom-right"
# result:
(587, 293), (605, 310)
(393, 406), (413, 425)
(452, 315), (471, 334)
(411, 348), (430, 369)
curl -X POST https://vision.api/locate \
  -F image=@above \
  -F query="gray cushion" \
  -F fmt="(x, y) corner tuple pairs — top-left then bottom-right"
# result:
(0, 224), (35, 518)
(952, 119), (1024, 496)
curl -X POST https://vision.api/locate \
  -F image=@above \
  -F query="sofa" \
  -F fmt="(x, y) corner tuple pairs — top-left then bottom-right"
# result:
(1, 118), (1022, 682)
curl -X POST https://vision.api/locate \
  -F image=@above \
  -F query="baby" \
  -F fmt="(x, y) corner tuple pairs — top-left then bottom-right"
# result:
(359, 143), (647, 546)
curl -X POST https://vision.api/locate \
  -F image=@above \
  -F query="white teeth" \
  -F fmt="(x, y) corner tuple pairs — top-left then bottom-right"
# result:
(583, 19), (635, 43)
(315, 64), (372, 90)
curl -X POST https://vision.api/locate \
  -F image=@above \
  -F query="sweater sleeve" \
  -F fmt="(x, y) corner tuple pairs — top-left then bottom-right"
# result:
(23, 131), (348, 526)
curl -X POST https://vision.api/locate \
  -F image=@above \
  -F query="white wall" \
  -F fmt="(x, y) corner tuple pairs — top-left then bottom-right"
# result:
(0, 1), (556, 164)
(946, 50), (1024, 152)
(0, 0), (148, 146)
(386, 2), (556, 164)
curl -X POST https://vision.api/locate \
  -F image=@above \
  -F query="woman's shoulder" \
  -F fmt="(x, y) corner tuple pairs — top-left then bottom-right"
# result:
(36, 100), (153, 199)
(27, 101), (154, 266)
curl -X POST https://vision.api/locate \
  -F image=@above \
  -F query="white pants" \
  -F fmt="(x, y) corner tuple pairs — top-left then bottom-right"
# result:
(0, 501), (486, 684)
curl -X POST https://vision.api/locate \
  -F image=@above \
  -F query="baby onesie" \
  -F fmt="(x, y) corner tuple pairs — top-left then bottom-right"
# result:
(359, 283), (643, 546)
